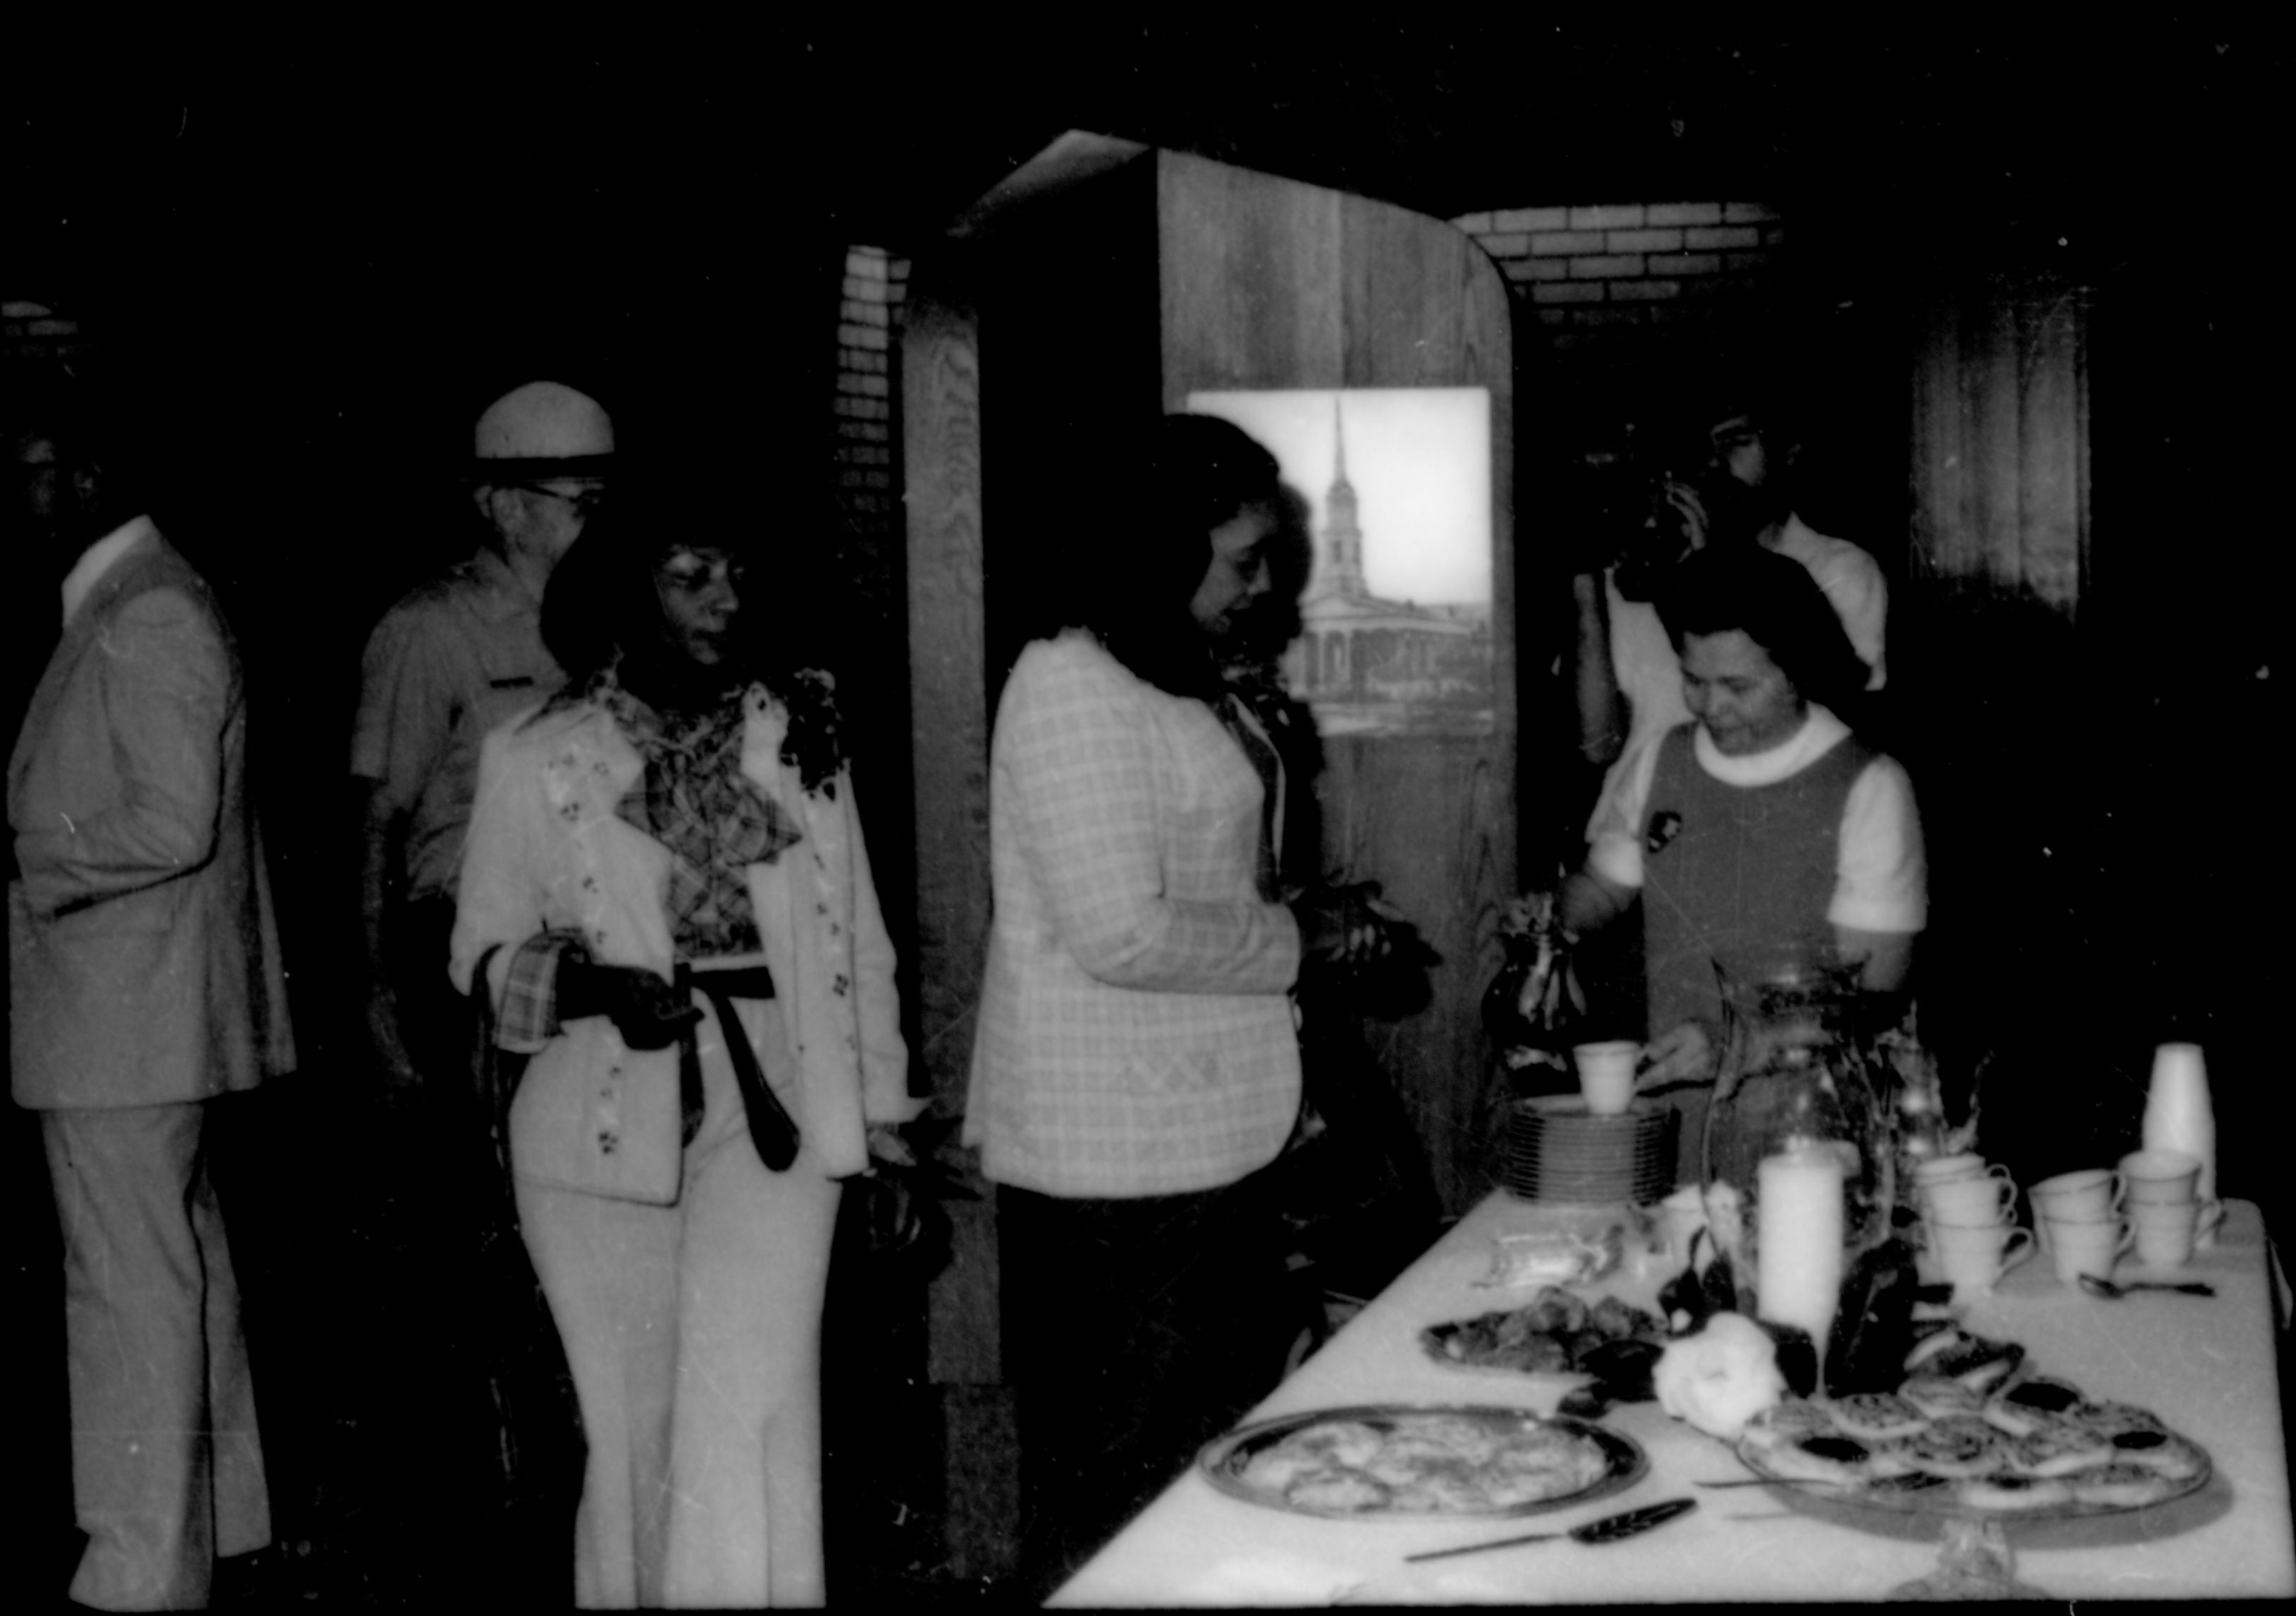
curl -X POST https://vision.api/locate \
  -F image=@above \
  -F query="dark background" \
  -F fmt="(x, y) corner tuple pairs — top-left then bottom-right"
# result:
(8, 21), (2290, 1601)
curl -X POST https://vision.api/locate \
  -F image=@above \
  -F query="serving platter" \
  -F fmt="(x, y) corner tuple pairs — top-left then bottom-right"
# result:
(1198, 1403), (1646, 1519)
(1730, 1429), (2215, 1522)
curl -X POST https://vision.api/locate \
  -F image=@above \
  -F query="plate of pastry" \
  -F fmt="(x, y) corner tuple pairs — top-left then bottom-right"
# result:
(1733, 1369), (2212, 1520)
(1200, 1404), (1647, 1518)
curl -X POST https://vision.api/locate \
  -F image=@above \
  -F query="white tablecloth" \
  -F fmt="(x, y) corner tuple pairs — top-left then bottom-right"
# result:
(1054, 1195), (2295, 1605)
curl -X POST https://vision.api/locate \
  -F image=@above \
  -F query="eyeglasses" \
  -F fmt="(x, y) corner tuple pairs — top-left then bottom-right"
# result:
(520, 484), (607, 519)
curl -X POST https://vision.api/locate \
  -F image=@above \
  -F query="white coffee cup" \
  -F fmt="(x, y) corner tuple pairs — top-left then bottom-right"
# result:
(1922, 1172), (2019, 1226)
(1930, 1222), (2035, 1300)
(2119, 1147), (2202, 1207)
(1912, 1152), (2013, 1186)
(1574, 1040), (1641, 1117)
(1649, 1184), (1709, 1264)
(2042, 1212), (2134, 1283)
(2028, 1168), (2126, 1223)
(2130, 1199), (2203, 1268)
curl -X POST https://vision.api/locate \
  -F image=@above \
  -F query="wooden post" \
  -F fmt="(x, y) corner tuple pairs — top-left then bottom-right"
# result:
(901, 273), (1020, 1581)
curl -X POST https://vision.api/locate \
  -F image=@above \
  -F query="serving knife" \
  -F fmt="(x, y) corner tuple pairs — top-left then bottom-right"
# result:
(1404, 1497), (1699, 1563)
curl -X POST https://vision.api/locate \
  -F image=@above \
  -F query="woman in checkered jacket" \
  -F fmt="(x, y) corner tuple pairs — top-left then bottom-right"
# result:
(964, 414), (1371, 1598)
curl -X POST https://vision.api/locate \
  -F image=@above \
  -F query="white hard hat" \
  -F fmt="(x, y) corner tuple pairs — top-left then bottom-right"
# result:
(471, 381), (614, 475)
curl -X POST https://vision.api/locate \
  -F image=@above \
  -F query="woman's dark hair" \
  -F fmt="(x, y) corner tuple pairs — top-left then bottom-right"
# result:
(1655, 544), (1869, 717)
(541, 480), (819, 694)
(1069, 413), (1283, 697)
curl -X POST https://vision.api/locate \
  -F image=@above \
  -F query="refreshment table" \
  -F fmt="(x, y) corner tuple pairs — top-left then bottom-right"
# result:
(1053, 1193), (2295, 1605)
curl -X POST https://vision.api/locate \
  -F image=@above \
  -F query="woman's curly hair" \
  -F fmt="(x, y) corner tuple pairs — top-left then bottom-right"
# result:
(538, 480), (848, 785)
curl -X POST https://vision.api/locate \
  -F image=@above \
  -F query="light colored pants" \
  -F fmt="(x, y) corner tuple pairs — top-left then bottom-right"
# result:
(42, 1101), (269, 1610)
(517, 996), (843, 1608)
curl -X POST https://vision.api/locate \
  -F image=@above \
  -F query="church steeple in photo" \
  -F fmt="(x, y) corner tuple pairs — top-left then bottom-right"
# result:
(1193, 386), (1490, 736)
(1319, 397), (1368, 597)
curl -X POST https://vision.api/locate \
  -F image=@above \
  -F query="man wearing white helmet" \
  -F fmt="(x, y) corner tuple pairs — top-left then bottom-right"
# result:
(354, 381), (612, 1098)
(344, 381), (610, 1592)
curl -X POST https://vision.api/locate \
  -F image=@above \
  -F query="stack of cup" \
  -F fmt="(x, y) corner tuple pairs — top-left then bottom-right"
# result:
(2120, 1147), (2218, 1269)
(1913, 1152), (2034, 1301)
(2029, 1167), (2133, 1284)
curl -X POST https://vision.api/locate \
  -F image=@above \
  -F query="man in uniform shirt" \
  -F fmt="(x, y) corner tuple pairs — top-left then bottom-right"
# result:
(353, 380), (613, 1096)
(342, 380), (610, 1596)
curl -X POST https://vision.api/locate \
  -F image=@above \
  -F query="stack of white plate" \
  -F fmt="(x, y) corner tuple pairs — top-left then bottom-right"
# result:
(1504, 1096), (1675, 1205)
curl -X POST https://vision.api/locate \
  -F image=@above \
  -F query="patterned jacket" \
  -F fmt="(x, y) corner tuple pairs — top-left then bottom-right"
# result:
(964, 632), (1302, 1197)
(451, 687), (920, 1201)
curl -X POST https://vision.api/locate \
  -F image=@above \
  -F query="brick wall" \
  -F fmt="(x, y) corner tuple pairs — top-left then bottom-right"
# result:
(828, 242), (916, 908)
(834, 247), (905, 530)
(829, 243), (914, 836)
(829, 242), (917, 869)
(1449, 201), (1786, 354)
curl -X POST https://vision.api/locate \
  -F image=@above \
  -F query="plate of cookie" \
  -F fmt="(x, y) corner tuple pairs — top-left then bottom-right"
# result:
(1200, 1405), (1647, 1518)
(1419, 1287), (1665, 1378)
(1733, 1369), (2213, 1519)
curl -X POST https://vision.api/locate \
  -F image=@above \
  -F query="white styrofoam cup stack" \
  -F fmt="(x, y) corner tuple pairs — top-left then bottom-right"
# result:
(2143, 1043), (2221, 1250)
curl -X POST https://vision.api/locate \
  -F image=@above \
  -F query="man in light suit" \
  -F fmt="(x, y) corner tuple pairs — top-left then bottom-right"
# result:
(9, 409), (295, 1609)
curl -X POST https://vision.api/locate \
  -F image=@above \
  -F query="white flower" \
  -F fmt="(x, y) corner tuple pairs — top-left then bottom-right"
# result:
(1654, 1313), (1785, 1440)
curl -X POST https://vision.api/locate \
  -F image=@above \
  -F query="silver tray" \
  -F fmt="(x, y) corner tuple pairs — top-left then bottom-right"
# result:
(1198, 1403), (1647, 1519)
(1730, 1430), (2215, 1522)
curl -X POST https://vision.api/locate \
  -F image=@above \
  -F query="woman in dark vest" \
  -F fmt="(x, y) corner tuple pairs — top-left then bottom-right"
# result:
(1560, 544), (1926, 1180)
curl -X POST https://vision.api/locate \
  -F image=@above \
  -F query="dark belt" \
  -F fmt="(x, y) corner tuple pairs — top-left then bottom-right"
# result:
(674, 963), (799, 1172)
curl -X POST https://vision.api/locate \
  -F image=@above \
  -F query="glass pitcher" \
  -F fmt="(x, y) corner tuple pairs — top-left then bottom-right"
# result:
(1698, 946), (1898, 1324)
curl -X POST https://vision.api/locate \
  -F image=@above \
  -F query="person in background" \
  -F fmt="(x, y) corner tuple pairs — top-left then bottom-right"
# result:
(450, 486), (923, 1607)
(354, 379), (614, 1109)
(10, 403), (295, 1609)
(1572, 391), (1889, 817)
(965, 413), (1385, 1599)
(1561, 544), (1924, 1182)
(342, 378), (614, 1590)
(1687, 394), (1888, 681)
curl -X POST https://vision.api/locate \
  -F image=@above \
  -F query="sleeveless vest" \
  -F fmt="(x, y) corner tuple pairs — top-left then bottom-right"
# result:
(1640, 722), (1873, 1040)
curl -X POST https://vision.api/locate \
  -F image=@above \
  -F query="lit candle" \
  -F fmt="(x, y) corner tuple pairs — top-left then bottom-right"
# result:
(1756, 1147), (1846, 1346)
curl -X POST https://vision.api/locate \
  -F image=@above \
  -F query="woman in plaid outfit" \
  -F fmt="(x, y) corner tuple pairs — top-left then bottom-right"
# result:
(965, 415), (1371, 1598)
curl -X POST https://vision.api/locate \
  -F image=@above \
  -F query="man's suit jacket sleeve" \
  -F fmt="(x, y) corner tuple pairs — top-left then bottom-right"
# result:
(16, 588), (227, 919)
